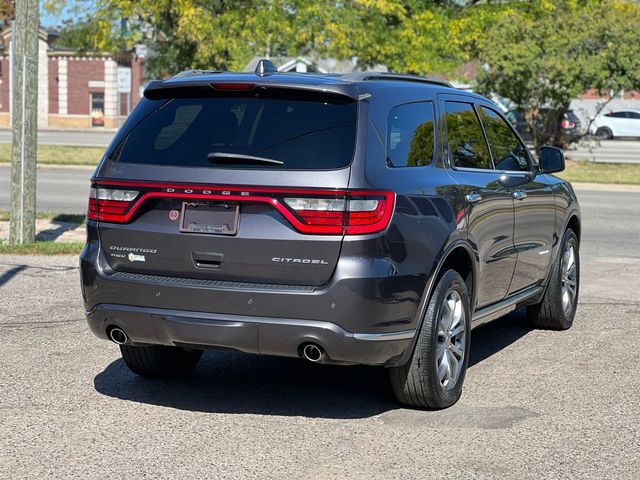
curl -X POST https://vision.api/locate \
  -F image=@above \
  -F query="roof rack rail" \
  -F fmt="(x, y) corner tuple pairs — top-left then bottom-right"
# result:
(339, 72), (453, 88)
(172, 69), (226, 79)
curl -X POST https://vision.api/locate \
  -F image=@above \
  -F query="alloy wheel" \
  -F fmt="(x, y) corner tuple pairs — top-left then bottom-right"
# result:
(436, 290), (466, 390)
(561, 243), (578, 316)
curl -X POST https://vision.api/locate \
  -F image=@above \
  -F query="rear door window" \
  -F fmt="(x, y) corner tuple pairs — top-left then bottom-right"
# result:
(444, 102), (491, 170)
(112, 97), (357, 170)
(479, 107), (531, 172)
(387, 102), (436, 167)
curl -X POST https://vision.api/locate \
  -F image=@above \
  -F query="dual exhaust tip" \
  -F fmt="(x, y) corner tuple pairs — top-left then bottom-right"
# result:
(301, 343), (325, 363)
(108, 327), (128, 345)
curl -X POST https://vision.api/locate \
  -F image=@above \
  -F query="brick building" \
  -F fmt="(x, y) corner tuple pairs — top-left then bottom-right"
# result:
(0, 28), (145, 129)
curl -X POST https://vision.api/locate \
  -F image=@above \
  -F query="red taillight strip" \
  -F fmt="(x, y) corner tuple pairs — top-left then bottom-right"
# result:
(88, 181), (394, 235)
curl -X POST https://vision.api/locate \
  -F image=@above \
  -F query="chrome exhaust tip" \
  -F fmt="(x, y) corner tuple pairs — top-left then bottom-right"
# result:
(108, 327), (128, 345)
(301, 343), (325, 363)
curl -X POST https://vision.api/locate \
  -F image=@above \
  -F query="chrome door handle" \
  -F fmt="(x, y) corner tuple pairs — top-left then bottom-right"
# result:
(465, 192), (482, 204)
(513, 190), (527, 200)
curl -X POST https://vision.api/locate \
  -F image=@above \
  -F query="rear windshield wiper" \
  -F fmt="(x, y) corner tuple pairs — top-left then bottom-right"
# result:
(207, 152), (284, 166)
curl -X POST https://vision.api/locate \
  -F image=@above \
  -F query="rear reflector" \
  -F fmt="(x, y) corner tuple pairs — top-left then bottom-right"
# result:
(87, 181), (394, 235)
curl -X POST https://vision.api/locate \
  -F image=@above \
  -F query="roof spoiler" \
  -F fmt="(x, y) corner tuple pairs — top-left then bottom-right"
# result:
(143, 80), (359, 103)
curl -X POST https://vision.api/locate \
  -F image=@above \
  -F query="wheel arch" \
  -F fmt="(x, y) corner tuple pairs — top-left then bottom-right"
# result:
(566, 213), (581, 244)
(396, 240), (477, 366)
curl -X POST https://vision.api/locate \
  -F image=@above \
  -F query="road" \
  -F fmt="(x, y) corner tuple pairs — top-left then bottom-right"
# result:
(0, 189), (639, 479)
(568, 139), (640, 163)
(0, 165), (92, 214)
(0, 129), (115, 147)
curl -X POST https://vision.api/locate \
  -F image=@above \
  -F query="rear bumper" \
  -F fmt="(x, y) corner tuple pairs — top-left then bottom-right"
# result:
(81, 238), (423, 366)
(86, 304), (413, 366)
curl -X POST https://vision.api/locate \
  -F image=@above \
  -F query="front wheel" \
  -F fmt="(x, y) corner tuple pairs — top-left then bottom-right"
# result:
(120, 344), (203, 378)
(527, 229), (579, 330)
(389, 270), (471, 409)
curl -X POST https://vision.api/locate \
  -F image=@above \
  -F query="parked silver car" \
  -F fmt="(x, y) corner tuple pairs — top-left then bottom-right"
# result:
(589, 110), (640, 139)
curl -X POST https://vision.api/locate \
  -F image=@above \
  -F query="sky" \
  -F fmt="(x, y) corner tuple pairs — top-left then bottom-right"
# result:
(39, 2), (84, 28)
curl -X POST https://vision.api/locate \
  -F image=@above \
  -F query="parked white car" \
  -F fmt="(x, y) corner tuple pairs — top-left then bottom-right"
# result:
(589, 110), (640, 139)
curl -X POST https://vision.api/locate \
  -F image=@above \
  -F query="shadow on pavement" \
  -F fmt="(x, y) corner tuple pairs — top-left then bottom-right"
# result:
(94, 309), (533, 419)
(468, 308), (533, 367)
(0, 265), (27, 287)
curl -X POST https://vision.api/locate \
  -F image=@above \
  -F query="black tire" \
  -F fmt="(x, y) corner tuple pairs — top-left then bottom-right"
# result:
(120, 344), (203, 378)
(596, 127), (613, 140)
(527, 229), (579, 330)
(389, 270), (471, 409)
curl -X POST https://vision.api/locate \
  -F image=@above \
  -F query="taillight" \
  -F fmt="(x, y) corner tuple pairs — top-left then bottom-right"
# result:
(87, 186), (139, 222)
(87, 181), (394, 235)
(560, 119), (575, 129)
(284, 192), (394, 235)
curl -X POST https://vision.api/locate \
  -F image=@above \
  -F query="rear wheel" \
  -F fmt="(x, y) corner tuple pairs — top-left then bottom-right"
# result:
(527, 229), (579, 330)
(120, 344), (203, 378)
(389, 270), (471, 409)
(596, 127), (613, 140)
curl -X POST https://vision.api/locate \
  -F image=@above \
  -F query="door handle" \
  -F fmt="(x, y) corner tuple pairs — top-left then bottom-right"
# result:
(465, 192), (482, 204)
(513, 190), (527, 200)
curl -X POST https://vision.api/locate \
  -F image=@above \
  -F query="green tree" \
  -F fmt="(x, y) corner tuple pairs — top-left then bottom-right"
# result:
(475, 0), (640, 147)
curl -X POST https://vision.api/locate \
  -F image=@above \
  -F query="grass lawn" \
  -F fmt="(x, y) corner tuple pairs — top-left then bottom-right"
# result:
(0, 241), (84, 255)
(0, 211), (85, 224)
(556, 161), (640, 185)
(0, 143), (103, 165)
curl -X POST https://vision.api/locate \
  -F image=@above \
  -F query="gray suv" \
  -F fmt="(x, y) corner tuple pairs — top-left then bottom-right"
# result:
(81, 61), (581, 409)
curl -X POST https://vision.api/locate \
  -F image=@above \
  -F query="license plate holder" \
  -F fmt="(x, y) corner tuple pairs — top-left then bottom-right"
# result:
(179, 202), (239, 235)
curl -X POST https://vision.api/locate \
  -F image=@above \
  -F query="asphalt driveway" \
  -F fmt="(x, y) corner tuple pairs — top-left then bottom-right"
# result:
(0, 189), (638, 479)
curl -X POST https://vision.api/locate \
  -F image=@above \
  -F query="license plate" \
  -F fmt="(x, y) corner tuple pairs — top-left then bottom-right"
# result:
(179, 202), (239, 235)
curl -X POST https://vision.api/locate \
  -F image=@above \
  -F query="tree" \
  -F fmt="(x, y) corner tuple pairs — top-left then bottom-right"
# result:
(474, 0), (640, 147)
(44, 1), (470, 78)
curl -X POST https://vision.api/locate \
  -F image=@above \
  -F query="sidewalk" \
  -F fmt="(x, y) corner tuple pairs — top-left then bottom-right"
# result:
(0, 218), (85, 243)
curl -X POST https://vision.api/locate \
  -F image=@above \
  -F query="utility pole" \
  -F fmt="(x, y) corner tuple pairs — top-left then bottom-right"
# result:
(9, 0), (39, 244)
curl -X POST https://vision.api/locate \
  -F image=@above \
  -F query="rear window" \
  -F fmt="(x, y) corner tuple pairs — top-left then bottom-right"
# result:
(112, 97), (357, 170)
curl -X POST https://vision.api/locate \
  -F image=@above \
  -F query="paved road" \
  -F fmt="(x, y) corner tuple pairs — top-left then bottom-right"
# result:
(0, 165), (93, 214)
(0, 129), (115, 147)
(568, 139), (640, 163)
(0, 190), (639, 478)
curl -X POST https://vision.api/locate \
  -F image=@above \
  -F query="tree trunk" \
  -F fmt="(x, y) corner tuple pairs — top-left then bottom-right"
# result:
(9, 0), (39, 244)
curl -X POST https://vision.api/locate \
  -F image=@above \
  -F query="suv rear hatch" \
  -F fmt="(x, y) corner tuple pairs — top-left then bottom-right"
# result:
(91, 83), (392, 286)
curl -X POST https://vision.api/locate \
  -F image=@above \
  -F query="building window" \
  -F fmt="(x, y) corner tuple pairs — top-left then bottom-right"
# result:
(90, 92), (105, 127)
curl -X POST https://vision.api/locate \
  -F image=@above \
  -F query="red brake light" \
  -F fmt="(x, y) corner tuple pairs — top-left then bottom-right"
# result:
(87, 181), (395, 235)
(210, 82), (256, 91)
(560, 119), (575, 129)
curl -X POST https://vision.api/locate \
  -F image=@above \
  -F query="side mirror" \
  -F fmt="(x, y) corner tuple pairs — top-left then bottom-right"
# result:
(538, 145), (565, 173)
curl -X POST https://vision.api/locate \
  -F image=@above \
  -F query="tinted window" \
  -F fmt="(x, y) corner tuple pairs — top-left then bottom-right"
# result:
(387, 102), (435, 167)
(628, 112), (640, 119)
(113, 97), (357, 170)
(444, 102), (490, 169)
(605, 112), (629, 118)
(480, 107), (531, 172)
